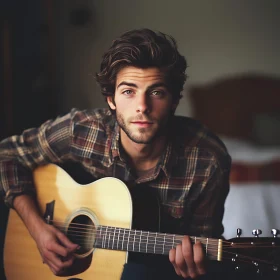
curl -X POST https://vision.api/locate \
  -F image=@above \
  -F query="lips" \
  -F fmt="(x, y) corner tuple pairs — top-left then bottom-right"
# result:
(131, 121), (153, 127)
(131, 121), (153, 124)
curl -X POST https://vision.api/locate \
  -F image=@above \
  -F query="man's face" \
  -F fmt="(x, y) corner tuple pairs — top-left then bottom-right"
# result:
(107, 66), (178, 144)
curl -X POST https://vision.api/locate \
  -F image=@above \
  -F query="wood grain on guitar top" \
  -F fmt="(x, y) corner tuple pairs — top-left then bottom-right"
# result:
(4, 164), (134, 280)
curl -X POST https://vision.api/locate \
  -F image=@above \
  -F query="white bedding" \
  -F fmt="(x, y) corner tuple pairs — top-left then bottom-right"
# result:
(222, 182), (280, 239)
(220, 136), (280, 239)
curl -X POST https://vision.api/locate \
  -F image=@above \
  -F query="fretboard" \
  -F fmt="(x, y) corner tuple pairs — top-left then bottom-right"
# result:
(94, 226), (222, 260)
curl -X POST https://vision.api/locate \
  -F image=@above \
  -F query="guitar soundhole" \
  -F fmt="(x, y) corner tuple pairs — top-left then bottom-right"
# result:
(67, 214), (95, 256)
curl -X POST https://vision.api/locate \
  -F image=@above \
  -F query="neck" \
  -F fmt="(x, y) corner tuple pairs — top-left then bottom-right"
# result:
(120, 130), (167, 171)
(94, 225), (221, 261)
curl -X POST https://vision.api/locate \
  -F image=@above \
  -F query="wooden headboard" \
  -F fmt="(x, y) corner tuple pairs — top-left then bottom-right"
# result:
(189, 74), (280, 141)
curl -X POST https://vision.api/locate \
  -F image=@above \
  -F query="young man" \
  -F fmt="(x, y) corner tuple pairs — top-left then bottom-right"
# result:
(0, 29), (231, 279)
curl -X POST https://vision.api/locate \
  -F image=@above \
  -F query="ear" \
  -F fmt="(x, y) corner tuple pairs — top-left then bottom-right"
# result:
(107, 96), (116, 110)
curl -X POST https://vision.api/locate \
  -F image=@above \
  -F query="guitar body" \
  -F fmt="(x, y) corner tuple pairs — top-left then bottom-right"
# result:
(5, 164), (280, 279)
(4, 164), (161, 280)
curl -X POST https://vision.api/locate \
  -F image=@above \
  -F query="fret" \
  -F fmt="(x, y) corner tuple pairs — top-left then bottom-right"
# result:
(101, 226), (104, 248)
(133, 230), (136, 252)
(103, 226), (108, 249)
(127, 229), (131, 251)
(162, 233), (166, 254)
(117, 228), (120, 250)
(172, 234), (175, 250)
(111, 227), (116, 249)
(100, 227), (103, 248)
(139, 230), (142, 253)
(206, 238), (209, 256)
(107, 232), (111, 249)
(150, 232), (156, 254)
(122, 228), (125, 251)
(146, 231), (149, 253)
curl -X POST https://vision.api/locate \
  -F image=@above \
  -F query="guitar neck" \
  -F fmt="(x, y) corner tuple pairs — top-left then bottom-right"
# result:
(94, 225), (222, 261)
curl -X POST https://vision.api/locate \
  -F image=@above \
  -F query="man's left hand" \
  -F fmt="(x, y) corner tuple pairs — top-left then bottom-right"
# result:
(169, 235), (206, 279)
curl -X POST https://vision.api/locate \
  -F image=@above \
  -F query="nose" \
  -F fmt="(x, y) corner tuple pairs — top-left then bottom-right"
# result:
(136, 94), (149, 114)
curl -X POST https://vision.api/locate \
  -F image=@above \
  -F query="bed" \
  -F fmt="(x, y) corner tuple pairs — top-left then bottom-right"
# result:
(189, 74), (280, 239)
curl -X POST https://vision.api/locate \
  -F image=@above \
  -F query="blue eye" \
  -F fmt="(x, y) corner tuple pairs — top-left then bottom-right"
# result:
(123, 90), (133, 95)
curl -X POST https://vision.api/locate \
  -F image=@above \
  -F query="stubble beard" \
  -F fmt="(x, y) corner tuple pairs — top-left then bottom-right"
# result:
(116, 111), (170, 144)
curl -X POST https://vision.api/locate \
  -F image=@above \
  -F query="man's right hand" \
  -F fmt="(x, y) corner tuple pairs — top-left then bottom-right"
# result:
(13, 194), (79, 275)
(33, 222), (79, 275)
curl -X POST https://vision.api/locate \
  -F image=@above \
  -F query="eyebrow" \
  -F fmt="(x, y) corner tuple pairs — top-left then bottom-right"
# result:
(117, 82), (137, 89)
(117, 81), (168, 91)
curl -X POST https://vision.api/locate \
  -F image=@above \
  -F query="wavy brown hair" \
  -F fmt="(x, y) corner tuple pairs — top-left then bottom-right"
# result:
(96, 28), (187, 101)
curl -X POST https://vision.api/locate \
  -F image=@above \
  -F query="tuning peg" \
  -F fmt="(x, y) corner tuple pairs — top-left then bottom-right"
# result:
(271, 229), (279, 238)
(252, 229), (262, 237)
(236, 228), (242, 238)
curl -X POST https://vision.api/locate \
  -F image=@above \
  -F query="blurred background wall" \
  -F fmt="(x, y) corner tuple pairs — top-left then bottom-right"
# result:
(1, 0), (58, 139)
(1, 0), (280, 135)
(53, 0), (280, 117)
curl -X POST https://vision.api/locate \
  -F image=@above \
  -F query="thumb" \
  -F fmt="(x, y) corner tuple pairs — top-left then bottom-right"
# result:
(56, 230), (80, 251)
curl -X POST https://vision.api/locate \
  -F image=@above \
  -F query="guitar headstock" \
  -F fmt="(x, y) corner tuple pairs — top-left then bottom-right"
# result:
(224, 228), (280, 276)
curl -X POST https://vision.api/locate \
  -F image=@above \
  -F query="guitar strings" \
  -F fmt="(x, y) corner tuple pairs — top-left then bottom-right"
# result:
(52, 220), (280, 248)
(57, 226), (279, 249)
(45, 220), (280, 268)
(69, 233), (278, 268)
(52, 220), (279, 247)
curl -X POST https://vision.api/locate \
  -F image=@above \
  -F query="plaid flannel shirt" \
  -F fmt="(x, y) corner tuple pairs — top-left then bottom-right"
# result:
(0, 108), (231, 237)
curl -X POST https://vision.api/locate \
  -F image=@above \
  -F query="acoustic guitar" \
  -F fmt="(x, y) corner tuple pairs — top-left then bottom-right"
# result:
(3, 164), (280, 279)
